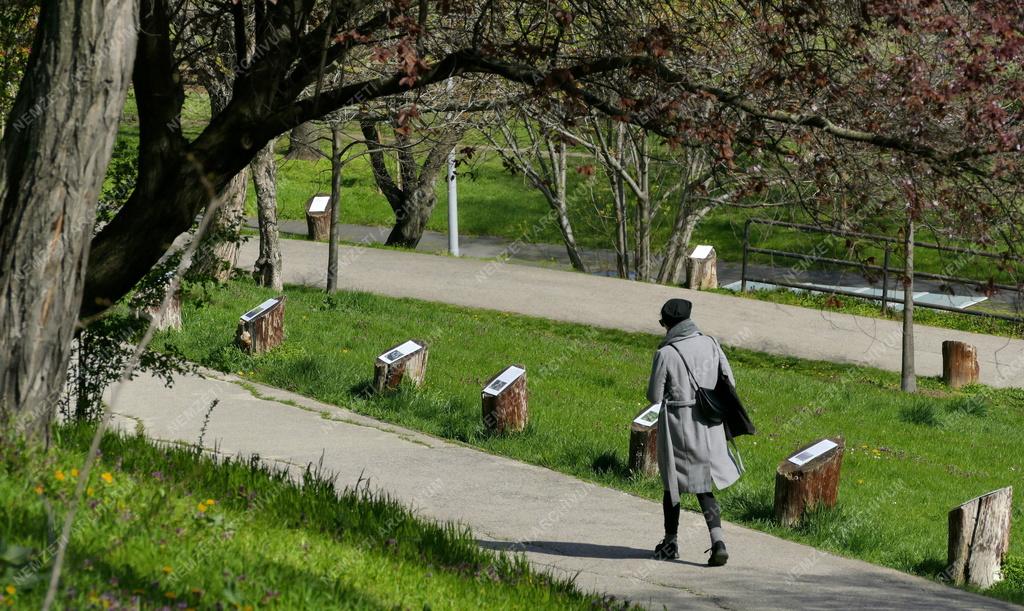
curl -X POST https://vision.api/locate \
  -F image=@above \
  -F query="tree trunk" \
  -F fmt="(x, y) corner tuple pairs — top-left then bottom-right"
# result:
(549, 140), (588, 272)
(632, 133), (651, 281)
(773, 437), (845, 527)
(326, 123), (343, 292)
(611, 126), (629, 278)
(942, 340), (980, 389)
(0, 0), (137, 441)
(387, 186), (436, 247)
(285, 121), (321, 160)
(901, 214), (917, 393)
(251, 138), (282, 291)
(947, 487), (1013, 589)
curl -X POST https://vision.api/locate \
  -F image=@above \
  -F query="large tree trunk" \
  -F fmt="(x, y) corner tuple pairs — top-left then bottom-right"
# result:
(387, 186), (436, 247)
(285, 121), (321, 160)
(0, 0), (137, 441)
(251, 138), (282, 291)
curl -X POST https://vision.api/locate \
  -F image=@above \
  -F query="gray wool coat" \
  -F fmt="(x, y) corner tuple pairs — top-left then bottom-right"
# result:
(647, 320), (743, 503)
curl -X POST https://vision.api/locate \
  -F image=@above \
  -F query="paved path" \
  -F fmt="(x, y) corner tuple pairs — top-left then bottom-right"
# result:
(237, 238), (1024, 388)
(246, 217), (1017, 310)
(108, 372), (1015, 610)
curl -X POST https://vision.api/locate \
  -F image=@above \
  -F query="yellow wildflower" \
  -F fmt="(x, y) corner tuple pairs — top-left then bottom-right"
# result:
(162, 565), (173, 574)
(70, 468), (79, 478)
(205, 499), (216, 505)
(4, 585), (14, 595)
(34, 485), (44, 495)
(87, 487), (94, 497)
(101, 472), (113, 484)
(197, 502), (207, 513)
(54, 470), (65, 481)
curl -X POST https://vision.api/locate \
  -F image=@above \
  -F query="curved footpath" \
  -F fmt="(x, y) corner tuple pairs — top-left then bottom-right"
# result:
(238, 237), (1024, 389)
(108, 372), (1016, 610)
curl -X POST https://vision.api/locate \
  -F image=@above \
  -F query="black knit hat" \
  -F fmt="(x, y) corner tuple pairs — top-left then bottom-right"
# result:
(660, 298), (693, 326)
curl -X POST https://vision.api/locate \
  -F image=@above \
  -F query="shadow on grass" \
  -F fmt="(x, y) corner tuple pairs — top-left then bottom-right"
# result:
(591, 451), (631, 478)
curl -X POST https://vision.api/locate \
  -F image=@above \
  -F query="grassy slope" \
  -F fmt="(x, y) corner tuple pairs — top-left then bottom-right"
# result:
(156, 280), (1024, 603)
(1, 426), (620, 609)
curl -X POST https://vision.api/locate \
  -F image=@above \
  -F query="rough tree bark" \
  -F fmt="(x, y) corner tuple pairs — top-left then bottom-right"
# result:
(251, 138), (282, 291)
(0, 0), (137, 440)
(359, 118), (463, 248)
(285, 121), (321, 160)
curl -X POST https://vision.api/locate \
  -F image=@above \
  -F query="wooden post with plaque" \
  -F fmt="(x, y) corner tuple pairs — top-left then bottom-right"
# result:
(372, 340), (428, 393)
(773, 437), (844, 527)
(628, 403), (660, 476)
(947, 486), (1013, 589)
(684, 244), (718, 290)
(235, 296), (286, 354)
(305, 193), (332, 241)
(481, 365), (528, 434)
(942, 340), (980, 389)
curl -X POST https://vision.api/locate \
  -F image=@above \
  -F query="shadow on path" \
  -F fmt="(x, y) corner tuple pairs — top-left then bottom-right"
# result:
(477, 539), (710, 568)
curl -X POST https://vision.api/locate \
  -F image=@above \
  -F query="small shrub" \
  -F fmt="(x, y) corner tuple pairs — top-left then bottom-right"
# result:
(946, 396), (989, 418)
(900, 401), (943, 427)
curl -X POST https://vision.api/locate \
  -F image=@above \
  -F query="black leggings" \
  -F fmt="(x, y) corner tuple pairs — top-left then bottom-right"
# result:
(663, 490), (721, 536)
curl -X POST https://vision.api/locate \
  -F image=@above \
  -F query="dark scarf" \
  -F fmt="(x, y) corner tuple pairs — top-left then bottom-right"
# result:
(659, 319), (701, 347)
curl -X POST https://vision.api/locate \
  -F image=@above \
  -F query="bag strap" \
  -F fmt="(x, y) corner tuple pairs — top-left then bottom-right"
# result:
(667, 342), (702, 391)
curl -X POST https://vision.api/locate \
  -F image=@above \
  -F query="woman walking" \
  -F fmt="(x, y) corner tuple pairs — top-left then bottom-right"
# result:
(647, 298), (742, 566)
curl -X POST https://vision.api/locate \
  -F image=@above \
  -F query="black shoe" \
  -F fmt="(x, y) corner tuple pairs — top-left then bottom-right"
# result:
(706, 541), (728, 566)
(653, 538), (679, 560)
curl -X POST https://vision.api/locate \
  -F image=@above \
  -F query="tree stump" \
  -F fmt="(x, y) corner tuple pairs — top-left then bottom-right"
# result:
(942, 340), (980, 389)
(684, 245), (718, 290)
(947, 486), (1013, 589)
(145, 290), (182, 331)
(305, 193), (332, 241)
(235, 296), (285, 354)
(372, 340), (428, 392)
(481, 365), (528, 434)
(773, 437), (844, 527)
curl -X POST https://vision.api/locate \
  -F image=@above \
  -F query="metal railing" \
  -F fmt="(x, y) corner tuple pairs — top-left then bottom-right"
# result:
(739, 219), (1024, 324)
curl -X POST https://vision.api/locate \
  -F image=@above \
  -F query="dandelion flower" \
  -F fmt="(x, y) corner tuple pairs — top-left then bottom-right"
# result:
(71, 468), (79, 478)
(4, 585), (14, 595)
(205, 499), (215, 505)
(101, 472), (113, 484)
(54, 470), (66, 481)
(87, 487), (94, 497)
(162, 566), (173, 574)
(197, 502), (207, 513)
(34, 485), (44, 495)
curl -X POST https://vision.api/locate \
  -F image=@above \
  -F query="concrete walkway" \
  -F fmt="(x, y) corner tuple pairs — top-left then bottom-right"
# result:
(237, 238), (1024, 388)
(108, 372), (1015, 610)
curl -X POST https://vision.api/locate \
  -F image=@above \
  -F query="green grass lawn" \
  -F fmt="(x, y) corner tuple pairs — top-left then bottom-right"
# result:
(155, 279), (1024, 604)
(1, 425), (622, 609)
